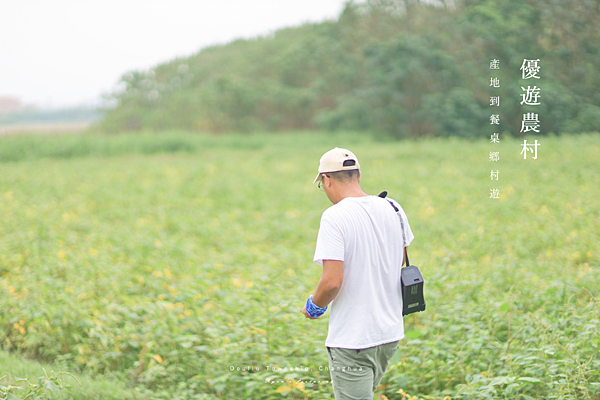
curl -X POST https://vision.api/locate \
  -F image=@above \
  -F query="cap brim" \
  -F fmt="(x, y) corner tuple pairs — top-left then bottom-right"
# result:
(312, 173), (321, 185)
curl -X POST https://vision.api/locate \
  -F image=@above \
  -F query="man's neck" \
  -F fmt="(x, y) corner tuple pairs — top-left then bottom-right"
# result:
(332, 185), (368, 204)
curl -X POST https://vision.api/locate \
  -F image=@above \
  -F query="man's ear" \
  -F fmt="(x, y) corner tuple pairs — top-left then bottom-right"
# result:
(358, 170), (361, 183)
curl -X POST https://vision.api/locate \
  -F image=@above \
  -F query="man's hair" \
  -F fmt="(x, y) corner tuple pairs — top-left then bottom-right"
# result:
(325, 169), (360, 183)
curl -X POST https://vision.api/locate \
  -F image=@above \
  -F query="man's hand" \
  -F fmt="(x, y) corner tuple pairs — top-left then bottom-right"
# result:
(302, 304), (319, 319)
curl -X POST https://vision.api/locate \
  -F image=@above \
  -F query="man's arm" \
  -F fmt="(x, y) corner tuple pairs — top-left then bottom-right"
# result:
(302, 260), (343, 319)
(313, 260), (343, 307)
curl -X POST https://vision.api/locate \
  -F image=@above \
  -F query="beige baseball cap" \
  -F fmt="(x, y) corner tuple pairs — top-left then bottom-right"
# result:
(313, 147), (360, 184)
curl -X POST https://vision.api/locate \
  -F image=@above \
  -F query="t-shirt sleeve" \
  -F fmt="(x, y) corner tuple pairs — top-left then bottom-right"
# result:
(313, 211), (345, 266)
(402, 207), (415, 247)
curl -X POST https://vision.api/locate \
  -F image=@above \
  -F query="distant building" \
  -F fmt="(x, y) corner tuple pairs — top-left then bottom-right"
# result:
(0, 97), (23, 114)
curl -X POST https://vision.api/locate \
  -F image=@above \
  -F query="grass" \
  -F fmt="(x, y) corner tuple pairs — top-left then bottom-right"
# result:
(0, 350), (146, 399)
(0, 130), (374, 162)
(0, 131), (599, 399)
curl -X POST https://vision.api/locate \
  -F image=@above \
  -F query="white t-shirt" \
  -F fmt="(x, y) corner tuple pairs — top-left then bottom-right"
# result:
(313, 195), (414, 349)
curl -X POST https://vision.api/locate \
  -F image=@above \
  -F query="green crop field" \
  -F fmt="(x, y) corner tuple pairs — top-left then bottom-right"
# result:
(0, 131), (599, 400)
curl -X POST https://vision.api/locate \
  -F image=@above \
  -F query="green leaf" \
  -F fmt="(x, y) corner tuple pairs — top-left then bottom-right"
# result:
(14, 377), (27, 382)
(43, 380), (61, 393)
(505, 382), (520, 394)
(499, 303), (510, 312)
(405, 331), (423, 339)
(490, 376), (515, 385)
(7, 393), (22, 400)
(390, 349), (403, 365)
(518, 377), (541, 383)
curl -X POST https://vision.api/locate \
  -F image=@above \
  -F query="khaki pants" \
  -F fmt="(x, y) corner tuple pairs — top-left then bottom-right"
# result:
(326, 340), (399, 400)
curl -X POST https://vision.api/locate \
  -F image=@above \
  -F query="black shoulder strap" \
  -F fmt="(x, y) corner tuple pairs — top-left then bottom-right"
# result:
(378, 191), (410, 266)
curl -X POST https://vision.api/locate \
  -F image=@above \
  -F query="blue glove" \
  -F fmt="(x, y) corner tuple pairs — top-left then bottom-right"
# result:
(306, 295), (328, 318)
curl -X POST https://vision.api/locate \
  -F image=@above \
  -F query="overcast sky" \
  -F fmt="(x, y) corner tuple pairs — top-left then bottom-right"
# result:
(0, 0), (348, 109)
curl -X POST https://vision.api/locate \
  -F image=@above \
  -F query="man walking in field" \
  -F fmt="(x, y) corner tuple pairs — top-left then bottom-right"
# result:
(302, 147), (414, 400)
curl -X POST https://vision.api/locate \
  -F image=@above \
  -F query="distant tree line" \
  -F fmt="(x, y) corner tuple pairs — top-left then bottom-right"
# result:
(101, 0), (600, 138)
(0, 107), (102, 125)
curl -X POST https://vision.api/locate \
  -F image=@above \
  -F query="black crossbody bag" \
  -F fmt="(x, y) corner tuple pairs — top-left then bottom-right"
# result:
(379, 191), (426, 316)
